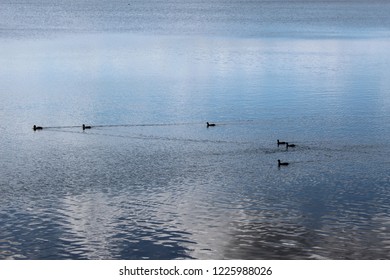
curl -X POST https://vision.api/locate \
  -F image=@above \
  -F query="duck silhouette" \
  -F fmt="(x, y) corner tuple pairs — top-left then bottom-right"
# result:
(277, 139), (286, 146)
(286, 142), (296, 149)
(82, 124), (92, 130)
(33, 125), (43, 131)
(206, 122), (216, 127)
(278, 159), (289, 166)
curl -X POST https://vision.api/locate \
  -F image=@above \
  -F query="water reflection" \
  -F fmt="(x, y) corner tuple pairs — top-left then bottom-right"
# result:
(1, 26), (390, 259)
(2, 34), (389, 129)
(56, 192), (195, 259)
(1, 133), (390, 259)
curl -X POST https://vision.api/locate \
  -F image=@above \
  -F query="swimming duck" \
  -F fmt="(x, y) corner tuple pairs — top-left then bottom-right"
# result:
(277, 139), (286, 146)
(206, 122), (216, 127)
(286, 142), (296, 148)
(33, 125), (43, 131)
(82, 124), (92, 130)
(278, 159), (289, 166)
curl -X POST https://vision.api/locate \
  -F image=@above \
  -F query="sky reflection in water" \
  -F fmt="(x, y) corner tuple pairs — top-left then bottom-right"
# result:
(1, 1), (390, 260)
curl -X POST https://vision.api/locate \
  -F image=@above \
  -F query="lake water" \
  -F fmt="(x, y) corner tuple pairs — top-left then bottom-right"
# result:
(1, 0), (390, 259)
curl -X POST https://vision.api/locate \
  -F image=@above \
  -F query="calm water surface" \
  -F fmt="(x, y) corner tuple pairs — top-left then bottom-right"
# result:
(1, 0), (390, 259)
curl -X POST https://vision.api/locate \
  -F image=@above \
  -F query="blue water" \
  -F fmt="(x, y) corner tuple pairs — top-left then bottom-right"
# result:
(1, 0), (390, 259)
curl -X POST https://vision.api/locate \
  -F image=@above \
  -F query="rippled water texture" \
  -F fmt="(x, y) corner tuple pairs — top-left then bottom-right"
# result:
(1, 0), (390, 259)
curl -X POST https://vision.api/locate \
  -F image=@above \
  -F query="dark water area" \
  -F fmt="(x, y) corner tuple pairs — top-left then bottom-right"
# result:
(1, 0), (390, 259)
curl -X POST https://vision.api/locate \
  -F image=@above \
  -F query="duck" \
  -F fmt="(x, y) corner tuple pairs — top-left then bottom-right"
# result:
(286, 142), (296, 148)
(33, 125), (43, 131)
(278, 159), (289, 166)
(82, 124), (92, 130)
(277, 139), (286, 146)
(206, 122), (216, 127)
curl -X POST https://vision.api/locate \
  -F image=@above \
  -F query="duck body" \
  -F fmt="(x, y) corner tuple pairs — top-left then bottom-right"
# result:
(206, 122), (216, 127)
(278, 159), (289, 166)
(33, 125), (43, 131)
(82, 124), (92, 130)
(286, 142), (296, 148)
(277, 139), (286, 146)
